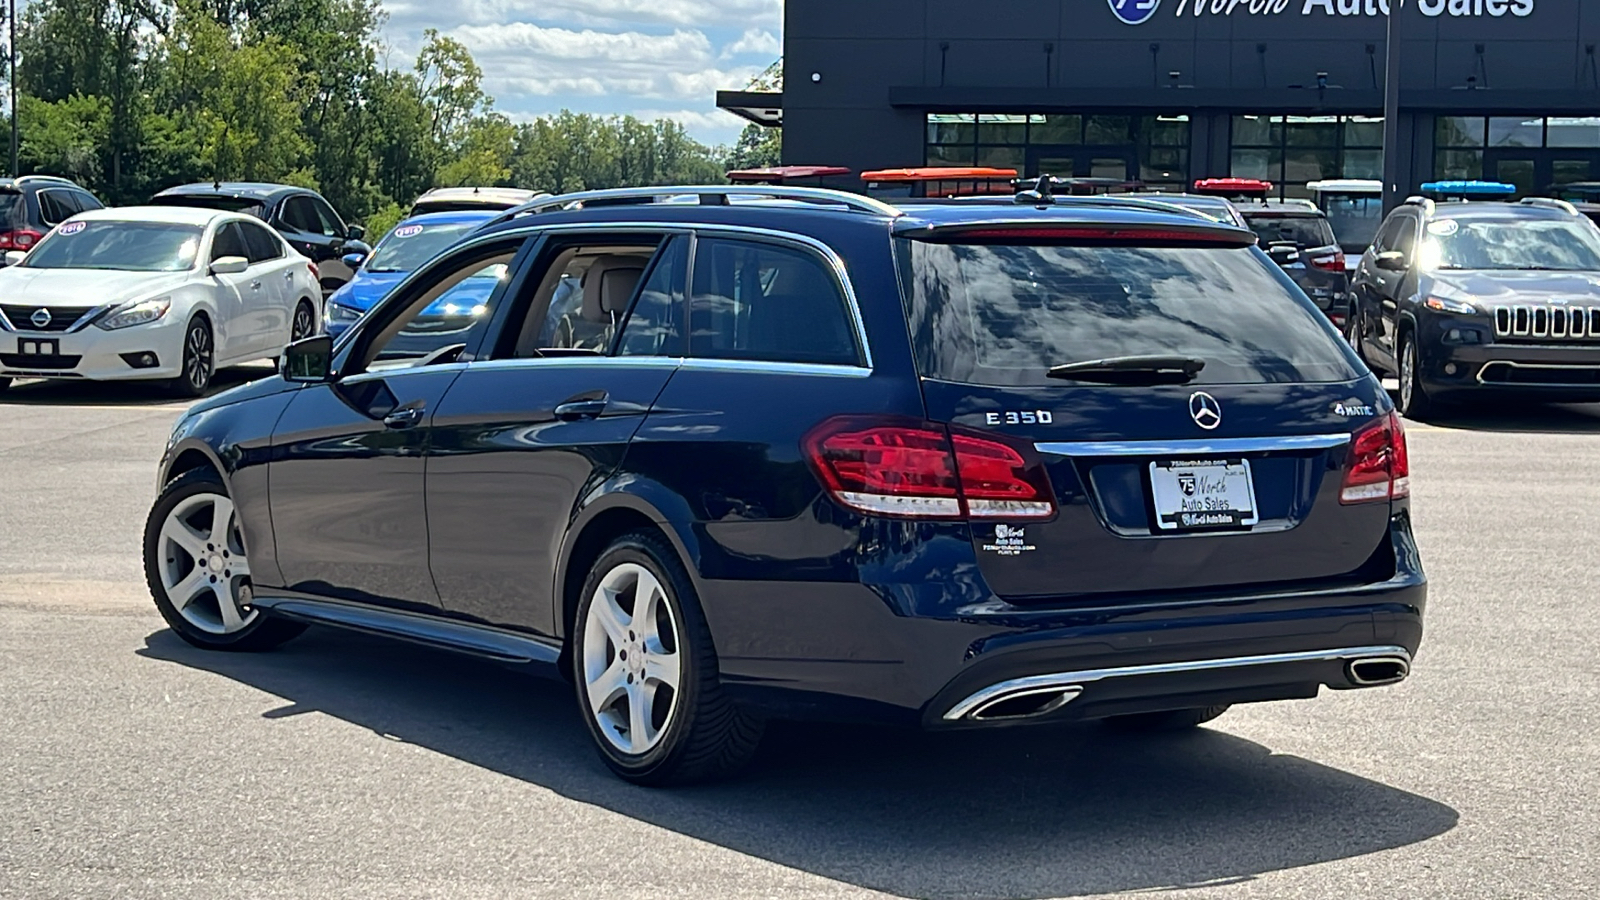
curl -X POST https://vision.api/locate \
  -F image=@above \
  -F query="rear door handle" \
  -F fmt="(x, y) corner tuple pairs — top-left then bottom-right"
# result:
(383, 406), (426, 429)
(554, 396), (608, 421)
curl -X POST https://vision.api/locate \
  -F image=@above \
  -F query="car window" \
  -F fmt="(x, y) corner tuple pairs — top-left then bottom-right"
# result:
(310, 197), (344, 237)
(240, 220), (285, 262)
(37, 191), (72, 226)
(149, 194), (268, 218)
(501, 238), (664, 359)
(1243, 214), (1337, 249)
(73, 191), (104, 212)
(360, 247), (520, 370)
(688, 237), (861, 367)
(280, 197), (320, 233)
(366, 221), (479, 272)
(210, 222), (249, 262)
(23, 222), (202, 272)
(1391, 217), (1418, 259)
(898, 239), (1359, 387)
(616, 238), (687, 357)
(1420, 216), (1600, 271)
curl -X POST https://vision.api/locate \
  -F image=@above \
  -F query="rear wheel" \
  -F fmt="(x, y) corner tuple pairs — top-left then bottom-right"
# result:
(290, 300), (316, 342)
(1397, 331), (1437, 420)
(572, 531), (763, 785)
(143, 468), (306, 651)
(1102, 705), (1230, 733)
(168, 317), (213, 398)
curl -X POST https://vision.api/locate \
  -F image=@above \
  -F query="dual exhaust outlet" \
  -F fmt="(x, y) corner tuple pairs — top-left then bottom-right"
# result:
(945, 646), (1413, 723)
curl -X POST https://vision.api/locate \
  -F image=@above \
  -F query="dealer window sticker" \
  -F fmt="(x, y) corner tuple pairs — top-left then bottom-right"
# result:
(57, 221), (86, 235)
(393, 225), (424, 238)
(1428, 219), (1459, 236)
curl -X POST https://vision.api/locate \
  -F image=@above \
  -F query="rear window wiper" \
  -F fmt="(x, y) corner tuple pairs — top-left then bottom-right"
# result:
(1046, 355), (1206, 385)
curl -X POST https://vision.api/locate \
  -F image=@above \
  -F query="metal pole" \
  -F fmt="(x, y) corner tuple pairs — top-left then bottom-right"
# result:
(1381, 0), (1405, 212)
(8, 0), (17, 178)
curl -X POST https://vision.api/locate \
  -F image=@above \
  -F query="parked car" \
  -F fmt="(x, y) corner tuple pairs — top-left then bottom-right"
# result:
(409, 186), (544, 216)
(0, 175), (104, 265)
(1239, 200), (1351, 328)
(323, 210), (501, 346)
(1350, 196), (1600, 419)
(143, 185), (1422, 786)
(0, 206), (320, 396)
(149, 182), (369, 293)
(1309, 179), (1385, 270)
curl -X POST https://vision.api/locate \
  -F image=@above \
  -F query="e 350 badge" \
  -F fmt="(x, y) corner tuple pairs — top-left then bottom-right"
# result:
(982, 524), (1037, 556)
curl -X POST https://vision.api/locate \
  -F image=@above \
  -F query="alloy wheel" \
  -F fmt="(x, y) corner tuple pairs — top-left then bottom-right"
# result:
(184, 322), (213, 392)
(156, 492), (256, 635)
(1399, 336), (1416, 412)
(291, 304), (315, 341)
(581, 562), (683, 756)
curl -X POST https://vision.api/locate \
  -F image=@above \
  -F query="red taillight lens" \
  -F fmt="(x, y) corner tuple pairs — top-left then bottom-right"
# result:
(803, 417), (1056, 520)
(1, 229), (41, 250)
(1340, 411), (1410, 504)
(1310, 251), (1346, 272)
(308, 261), (320, 280)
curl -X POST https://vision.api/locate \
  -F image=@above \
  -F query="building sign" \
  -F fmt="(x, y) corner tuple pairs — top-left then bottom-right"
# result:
(1112, 0), (1535, 21)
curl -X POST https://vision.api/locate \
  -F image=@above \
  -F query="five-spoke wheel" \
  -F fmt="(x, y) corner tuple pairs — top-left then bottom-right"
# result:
(582, 562), (682, 756)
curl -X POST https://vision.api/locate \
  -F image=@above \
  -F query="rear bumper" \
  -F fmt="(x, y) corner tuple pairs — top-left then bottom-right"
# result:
(703, 513), (1426, 727)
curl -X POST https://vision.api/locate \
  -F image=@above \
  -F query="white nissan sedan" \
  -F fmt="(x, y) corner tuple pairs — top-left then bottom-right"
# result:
(0, 206), (321, 395)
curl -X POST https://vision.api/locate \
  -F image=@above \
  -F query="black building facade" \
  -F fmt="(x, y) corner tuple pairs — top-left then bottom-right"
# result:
(751, 0), (1600, 198)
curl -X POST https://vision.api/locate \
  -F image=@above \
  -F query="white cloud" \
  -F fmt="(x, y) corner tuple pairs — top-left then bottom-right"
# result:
(389, 0), (780, 30)
(720, 28), (780, 60)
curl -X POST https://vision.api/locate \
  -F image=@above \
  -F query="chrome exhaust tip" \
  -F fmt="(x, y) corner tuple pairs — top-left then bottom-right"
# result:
(1346, 655), (1410, 687)
(963, 685), (1084, 721)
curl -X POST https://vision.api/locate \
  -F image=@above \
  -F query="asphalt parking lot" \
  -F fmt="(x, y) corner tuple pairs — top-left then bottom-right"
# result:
(3, 371), (1599, 899)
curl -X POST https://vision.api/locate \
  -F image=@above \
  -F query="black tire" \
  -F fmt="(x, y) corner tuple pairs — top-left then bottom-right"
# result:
(571, 531), (763, 786)
(1396, 331), (1437, 420)
(291, 300), (317, 342)
(0, 376), (10, 392)
(1102, 705), (1231, 733)
(168, 317), (214, 398)
(143, 468), (306, 652)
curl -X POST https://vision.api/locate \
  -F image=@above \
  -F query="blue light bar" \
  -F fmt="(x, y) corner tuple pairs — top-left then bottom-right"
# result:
(1420, 181), (1518, 199)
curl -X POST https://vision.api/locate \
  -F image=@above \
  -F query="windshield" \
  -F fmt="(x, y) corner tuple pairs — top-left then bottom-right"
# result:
(149, 195), (267, 218)
(23, 222), (202, 272)
(1319, 194), (1384, 254)
(1243, 214), (1337, 249)
(366, 222), (476, 272)
(898, 240), (1357, 386)
(1421, 218), (1600, 271)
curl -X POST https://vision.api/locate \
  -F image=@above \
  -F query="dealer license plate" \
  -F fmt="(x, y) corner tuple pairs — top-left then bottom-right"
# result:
(1149, 459), (1259, 531)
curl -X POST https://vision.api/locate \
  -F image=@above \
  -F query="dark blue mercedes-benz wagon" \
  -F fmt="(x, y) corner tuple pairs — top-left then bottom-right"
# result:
(144, 185), (1424, 785)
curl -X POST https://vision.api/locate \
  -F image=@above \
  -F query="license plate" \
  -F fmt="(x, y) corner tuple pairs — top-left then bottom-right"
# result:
(17, 337), (59, 356)
(1149, 459), (1259, 531)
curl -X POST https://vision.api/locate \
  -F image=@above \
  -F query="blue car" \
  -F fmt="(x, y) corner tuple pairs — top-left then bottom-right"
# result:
(323, 210), (502, 354)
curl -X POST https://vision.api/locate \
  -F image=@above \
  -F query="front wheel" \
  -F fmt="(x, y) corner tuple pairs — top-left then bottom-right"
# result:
(1397, 332), (1437, 420)
(572, 532), (763, 786)
(0, 376), (10, 392)
(143, 469), (306, 651)
(168, 317), (214, 398)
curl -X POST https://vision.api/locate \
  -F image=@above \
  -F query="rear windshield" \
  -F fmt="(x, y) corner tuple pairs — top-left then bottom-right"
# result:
(1242, 213), (1337, 249)
(150, 194), (267, 219)
(24, 222), (202, 272)
(1319, 194), (1384, 254)
(898, 240), (1359, 386)
(0, 191), (23, 228)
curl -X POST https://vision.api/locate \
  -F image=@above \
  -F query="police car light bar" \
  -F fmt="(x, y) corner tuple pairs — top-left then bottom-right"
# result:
(1193, 178), (1274, 198)
(1420, 181), (1517, 200)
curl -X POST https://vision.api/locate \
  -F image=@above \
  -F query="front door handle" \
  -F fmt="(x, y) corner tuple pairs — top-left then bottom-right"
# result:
(383, 406), (426, 429)
(250, 280), (262, 291)
(554, 396), (608, 421)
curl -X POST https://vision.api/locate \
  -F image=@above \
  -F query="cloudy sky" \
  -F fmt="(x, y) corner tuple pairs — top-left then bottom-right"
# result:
(380, 0), (782, 147)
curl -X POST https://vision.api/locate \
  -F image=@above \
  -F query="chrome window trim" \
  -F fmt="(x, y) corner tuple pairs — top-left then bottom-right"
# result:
(942, 644), (1412, 721)
(677, 357), (871, 378)
(1036, 433), (1351, 457)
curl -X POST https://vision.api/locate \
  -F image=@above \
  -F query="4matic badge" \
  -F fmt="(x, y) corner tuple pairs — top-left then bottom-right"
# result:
(1332, 401), (1375, 418)
(982, 524), (1037, 556)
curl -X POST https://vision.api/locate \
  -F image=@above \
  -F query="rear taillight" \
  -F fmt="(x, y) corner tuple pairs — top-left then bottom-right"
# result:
(1310, 251), (1346, 272)
(1340, 411), (1410, 505)
(308, 261), (320, 281)
(803, 417), (1056, 520)
(0, 229), (42, 250)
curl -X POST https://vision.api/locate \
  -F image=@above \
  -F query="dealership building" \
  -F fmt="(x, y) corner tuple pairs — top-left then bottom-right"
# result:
(718, 0), (1600, 198)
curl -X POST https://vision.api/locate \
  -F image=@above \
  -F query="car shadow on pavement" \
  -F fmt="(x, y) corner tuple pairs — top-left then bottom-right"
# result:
(139, 625), (1459, 900)
(2, 364), (275, 407)
(1397, 396), (1600, 434)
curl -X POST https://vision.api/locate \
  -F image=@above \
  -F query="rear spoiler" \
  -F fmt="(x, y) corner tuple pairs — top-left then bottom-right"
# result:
(893, 218), (1258, 248)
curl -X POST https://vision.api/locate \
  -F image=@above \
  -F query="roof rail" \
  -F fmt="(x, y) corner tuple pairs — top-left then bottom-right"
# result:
(1402, 195), (1436, 214)
(15, 174), (77, 187)
(490, 185), (903, 226)
(1520, 197), (1579, 216)
(925, 192), (1240, 223)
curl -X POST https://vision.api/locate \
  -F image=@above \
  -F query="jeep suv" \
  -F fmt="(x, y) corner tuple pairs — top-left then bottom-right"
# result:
(1350, 196), (1600, 418)
(0, 175), (104, 264)
(143, 186), (1423, 785)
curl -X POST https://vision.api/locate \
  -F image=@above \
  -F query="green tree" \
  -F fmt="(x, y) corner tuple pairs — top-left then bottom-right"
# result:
(725, 58), (781, 171)
(17, 94), (111, 187)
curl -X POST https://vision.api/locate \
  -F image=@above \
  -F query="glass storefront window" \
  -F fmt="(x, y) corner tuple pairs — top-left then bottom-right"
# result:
(1437, 116), (1486, 148)
(1435, 149), (1484, 181)
(1285, 148), (1337, 183)
(1232, 116), (1279, 147)
(976, 146), (1024, 169)
(928, 114), (976, 145)
(1548, 118), (1600, 149)
(1488, 117), (1543, 148)
(1344, 117), (1384, 148)
(1343, 149), (1383, 180)
(1028, 115), (1081, 144)
(927, 144), (976, 166)
(1231, 148), (1280, 181)
(1085, 115), (1131, 144)
(1285, 116), (1339, 148)
(977, 114), (1027, 145)
(1148, 117), (1189, 147)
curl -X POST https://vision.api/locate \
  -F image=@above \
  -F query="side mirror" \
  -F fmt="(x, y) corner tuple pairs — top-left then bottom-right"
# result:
(3, 250), (24, 267)
(209, 256), (249, 276)
(341, 251), (367, 269)
(281, 334), (334, 383)
(1375, 250), (1408, 271)
(346, 224), (366, 241)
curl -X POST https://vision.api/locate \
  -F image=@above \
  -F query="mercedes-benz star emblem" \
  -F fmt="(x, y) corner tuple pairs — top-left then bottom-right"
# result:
(30, 308), (52, 329)
(1189, 391), (1222, 431)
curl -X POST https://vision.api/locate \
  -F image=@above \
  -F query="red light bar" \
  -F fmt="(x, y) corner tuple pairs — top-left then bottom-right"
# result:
(1193, 178), (1274, 196)
(727, 165), (853, 183)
